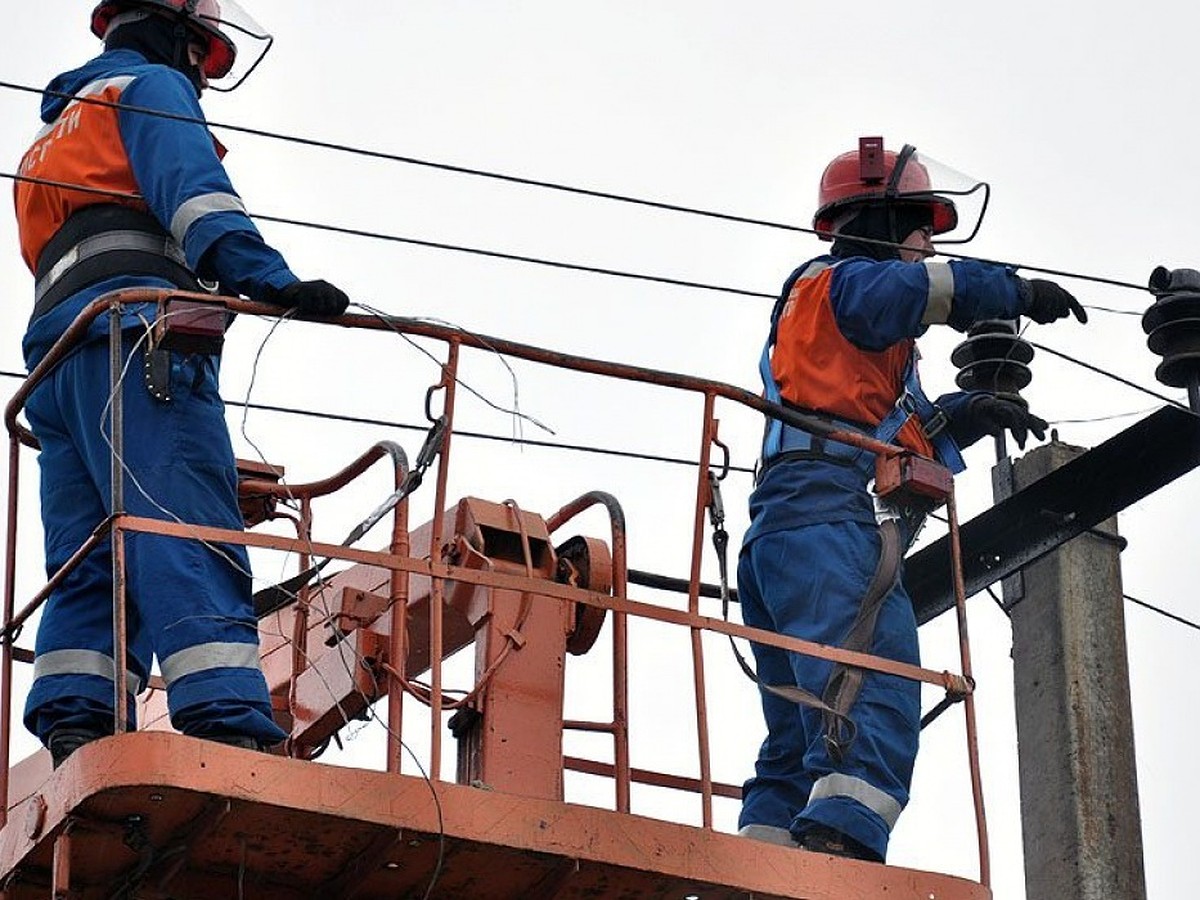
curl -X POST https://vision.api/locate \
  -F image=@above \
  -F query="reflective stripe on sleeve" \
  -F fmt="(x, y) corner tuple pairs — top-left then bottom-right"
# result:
(170, 192), (247, 245)
(809, 772), (903, 830)
(920, 261), (956, 325)
(32, 648), (143, 694)
(160, 641), (263, 687)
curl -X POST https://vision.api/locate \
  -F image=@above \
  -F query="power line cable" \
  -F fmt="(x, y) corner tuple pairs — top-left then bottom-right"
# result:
(2, 339), (1182, 476)
(258, 211), (775, 298)
(1124, 593), (1200, 633)
(0, 368), (756, 475)
(0, 79), (1156, 302)
(1, 170), (776, 300)
(1048, 404), (1166, 426)
(0, 78), (804, 231)
(0, 169), (1159, 315)
(1026, 340), (1192, 412)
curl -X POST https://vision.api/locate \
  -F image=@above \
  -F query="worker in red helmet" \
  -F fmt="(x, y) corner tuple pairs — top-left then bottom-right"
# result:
(736, 138), (1086, 862)
(12, 0), (350, 766)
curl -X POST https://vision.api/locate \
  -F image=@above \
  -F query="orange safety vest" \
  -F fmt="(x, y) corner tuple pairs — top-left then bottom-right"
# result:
(765, 260), (937, 461)
(15, 75), (150, 274)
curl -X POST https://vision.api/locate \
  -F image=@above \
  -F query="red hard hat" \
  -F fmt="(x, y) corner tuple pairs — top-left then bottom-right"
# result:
(813, 137), (958, 239)
(91, 0), (236, 79)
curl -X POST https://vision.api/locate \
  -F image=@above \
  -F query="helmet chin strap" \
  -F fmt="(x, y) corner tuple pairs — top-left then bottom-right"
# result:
(169, 16), (205, 94)
(171, 19), (189, 70)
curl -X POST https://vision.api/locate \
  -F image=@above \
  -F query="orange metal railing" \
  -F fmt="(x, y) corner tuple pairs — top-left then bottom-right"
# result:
(0, 288), (990, 886)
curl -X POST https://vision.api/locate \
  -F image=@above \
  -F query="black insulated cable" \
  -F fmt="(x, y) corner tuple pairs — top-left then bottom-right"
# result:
(0, 78), (1155, 302)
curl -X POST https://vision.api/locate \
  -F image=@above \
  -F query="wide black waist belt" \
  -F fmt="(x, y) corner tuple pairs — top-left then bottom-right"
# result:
(31, 205), (200, 323)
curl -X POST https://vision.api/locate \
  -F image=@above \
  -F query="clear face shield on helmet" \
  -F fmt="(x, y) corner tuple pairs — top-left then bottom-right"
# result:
(184, 0), (274, 92)
(886, 145), (991, 245)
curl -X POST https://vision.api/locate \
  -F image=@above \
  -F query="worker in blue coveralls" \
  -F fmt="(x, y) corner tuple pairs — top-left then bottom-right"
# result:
(736, 138), (1087, 861)
(13, 0), (350, 767)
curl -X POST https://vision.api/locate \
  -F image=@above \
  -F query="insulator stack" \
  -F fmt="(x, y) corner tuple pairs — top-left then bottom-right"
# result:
(951, 319), (1034, 396)
(1142, 276), (1200, 406)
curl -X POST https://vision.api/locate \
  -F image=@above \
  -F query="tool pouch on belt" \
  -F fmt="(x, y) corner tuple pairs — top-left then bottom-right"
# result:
(872, 449), (953, 550)
(144, 296), (229, 402)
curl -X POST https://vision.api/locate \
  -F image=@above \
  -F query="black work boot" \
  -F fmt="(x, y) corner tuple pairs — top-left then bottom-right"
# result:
(799, 824), (883, 862)
(47, 727), (107, 769)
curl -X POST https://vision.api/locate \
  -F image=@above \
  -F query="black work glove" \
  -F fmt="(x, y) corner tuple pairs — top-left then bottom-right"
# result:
(965, 395), (1048, 450)
(1018, 278), (1088, 324)
(264, 279), (350, 316)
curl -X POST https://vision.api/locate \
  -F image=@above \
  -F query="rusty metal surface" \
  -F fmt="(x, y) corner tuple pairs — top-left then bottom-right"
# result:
(0, 733), (991, 900)
(235, 457), (283, 528)
(545, 491), (631, 813)
(4, 289), (916, 460)
(945, 493), (990, 887)
(0, 292), (992, 890)
(124, 513), (962, 689)
(563, 755), (742, 801)
(556, 535), (612, 655)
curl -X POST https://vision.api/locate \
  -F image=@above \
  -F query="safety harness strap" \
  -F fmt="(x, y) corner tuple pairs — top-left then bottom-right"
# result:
(710, 473), (861, 748)
(31, 204), (200, 323)
(758, 258), (965, 475)
(750, 263), (942, 761)
(820, 517), (903, 762)
(874, 354), (966, 474)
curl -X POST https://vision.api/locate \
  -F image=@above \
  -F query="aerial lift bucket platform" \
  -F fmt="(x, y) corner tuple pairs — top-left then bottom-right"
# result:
(0, 291), (997, 899)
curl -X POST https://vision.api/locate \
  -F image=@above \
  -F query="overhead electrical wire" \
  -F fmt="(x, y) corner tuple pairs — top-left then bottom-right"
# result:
(15, 341), (1199, 643)
(0, 79), (1184, 476)
(2, 169), (775, 300)
(0, 367), (756, 474)
(1124, 593), (1200, 633)
(0, 68), (1192, 898)
(0, 78), (802, 231)
(1026, 340), (1193, 413)
(0, 169), (1158, 317)
(1049, 404), (1165, 425)
(990, 584), (1199, 635)
(88, 325), (450, 898)
(0, 78), (1156, 301)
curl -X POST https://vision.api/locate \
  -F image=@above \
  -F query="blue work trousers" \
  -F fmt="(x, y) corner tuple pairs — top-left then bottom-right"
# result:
(23, 331), (286, 746)
(736, 521), (920, 860)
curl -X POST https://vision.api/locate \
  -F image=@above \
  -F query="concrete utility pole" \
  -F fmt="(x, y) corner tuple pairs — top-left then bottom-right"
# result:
(995, 441), (1146, 900)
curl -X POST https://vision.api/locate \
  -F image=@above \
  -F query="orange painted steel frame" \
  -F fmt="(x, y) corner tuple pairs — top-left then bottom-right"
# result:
(1, 289), (990, 889)
(0, 732), (994, 900)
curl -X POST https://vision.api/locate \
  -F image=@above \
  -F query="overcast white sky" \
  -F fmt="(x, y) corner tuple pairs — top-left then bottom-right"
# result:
(3, 2), (1199, 897)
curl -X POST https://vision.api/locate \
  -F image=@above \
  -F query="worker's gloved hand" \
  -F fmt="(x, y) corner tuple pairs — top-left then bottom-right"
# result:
(1018, 278), (1087, 324)
(264, 280), (350, 316)
(963, 395), (1048, 449)
(1149, 265), (1200, 293)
